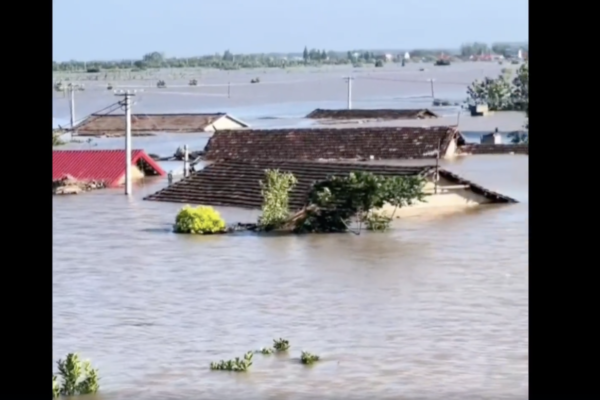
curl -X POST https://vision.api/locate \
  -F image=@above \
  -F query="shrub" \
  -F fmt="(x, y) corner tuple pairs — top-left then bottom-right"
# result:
(273, 338), (290, 352)
(53, 353), (99, 398)
(300, 351), (320, 364)
(365, 211), (393, 231)
(210, 352), (253, 372)
(174, 205), (226, 234)
(258, 170), (298, 230)
(294, 172), (426, 234)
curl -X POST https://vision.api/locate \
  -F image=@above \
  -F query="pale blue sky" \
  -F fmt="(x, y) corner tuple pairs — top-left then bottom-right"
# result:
(53, 0), (528, 61)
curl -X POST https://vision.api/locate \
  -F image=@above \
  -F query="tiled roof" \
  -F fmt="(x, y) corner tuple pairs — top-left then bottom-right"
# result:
(203, 126), (462, 161)
(74, 113), (239, 135)
(306, 108), (438, 120)
(144, 159), (516, 209)
(458, 143), (529, 155)
(53, 149), (165, 187)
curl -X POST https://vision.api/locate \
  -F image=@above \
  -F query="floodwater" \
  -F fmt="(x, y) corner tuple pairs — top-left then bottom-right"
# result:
(53, 64), (528, 399)
(53, 62), (525, 131)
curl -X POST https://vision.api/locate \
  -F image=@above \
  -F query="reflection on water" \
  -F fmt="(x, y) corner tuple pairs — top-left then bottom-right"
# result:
(53, 155), (528, 398)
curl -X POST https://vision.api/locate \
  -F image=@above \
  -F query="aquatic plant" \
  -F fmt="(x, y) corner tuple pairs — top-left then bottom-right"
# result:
(300, 351), (320, 365)
(189, 79), (198, 86)
(256, 347), (274, 354)
(273, 338), (290, 352)
(250, 77), (260, 83)
(174, 205), (226, 234)
(258, 170), (298, 230)
(156, 80), (167, 88)
(53, 353), (100, 397)
(210, 351), (253, 372)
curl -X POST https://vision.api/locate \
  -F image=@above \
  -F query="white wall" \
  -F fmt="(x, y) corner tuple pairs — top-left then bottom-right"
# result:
(375, 176), (492, 218)
(205, 116), (247, 131)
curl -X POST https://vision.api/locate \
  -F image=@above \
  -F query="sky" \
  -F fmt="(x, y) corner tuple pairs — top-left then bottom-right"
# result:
(53, 0), (528, 61)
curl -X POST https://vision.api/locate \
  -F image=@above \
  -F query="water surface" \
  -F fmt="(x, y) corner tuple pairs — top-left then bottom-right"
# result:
(53, 154), (528, 399)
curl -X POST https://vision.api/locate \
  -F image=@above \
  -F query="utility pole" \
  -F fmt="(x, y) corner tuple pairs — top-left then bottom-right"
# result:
(114, 90), (137, 195)
(66, 83), (83, 130)
(344, 76), (354, 109)
(429, 79), (436, 99)
(183, 144), (189, 178)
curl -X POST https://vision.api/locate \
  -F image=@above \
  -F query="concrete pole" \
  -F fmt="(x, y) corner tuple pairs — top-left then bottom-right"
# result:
(183, 144), (189, 178)
(69, 87), (76, 129)
(114, 90), (136, 195)
(345, 77), (354, 109)
(124, 93), (132, 195)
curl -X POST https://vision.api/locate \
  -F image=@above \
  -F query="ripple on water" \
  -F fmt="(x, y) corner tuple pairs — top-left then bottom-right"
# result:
(53, 155), (528, 398)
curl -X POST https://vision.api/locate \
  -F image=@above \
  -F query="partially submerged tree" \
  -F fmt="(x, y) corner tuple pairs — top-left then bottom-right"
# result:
(258, 169), (298, 230)
(53, 353), (99, 398)
(466, 61), (528, 112)
(293, 172), (426, 234)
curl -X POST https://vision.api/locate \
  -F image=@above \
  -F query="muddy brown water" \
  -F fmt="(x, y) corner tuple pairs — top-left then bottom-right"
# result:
(53, 153), (528, 399)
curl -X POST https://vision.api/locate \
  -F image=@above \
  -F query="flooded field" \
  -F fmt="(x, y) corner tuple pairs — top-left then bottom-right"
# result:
(53, 63), (528, 399)
(53, 62), (521, 127)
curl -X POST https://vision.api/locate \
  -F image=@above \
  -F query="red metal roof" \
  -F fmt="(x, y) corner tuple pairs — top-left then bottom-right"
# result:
(52, 149), (166, 187)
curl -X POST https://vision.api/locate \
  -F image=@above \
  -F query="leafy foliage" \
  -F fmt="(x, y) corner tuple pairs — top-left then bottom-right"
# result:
(174, 205), (226, 234)
(258, 170), (298, 230)
(210, 352), (253, 372)
(257, 347), (274, 355)
(273, 338), (290, 352)
(300, 351), (320, 365)
(53, 353), (99, 397)
(294, 172), (426, 234)
(467, 62), (528, 112)
(52, 134), (65, 147)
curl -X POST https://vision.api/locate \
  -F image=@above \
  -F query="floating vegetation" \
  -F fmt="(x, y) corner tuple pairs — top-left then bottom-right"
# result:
(300, 351), (320, 365)
(157, 80), (167, 88)
(210, 351), (253, 372)
(250, 77), (260, 84)
(256, 347), (274, 355)
(273, 338), (290, 352)
(53, 353), (100, 398)
(189, 79), (198, 86)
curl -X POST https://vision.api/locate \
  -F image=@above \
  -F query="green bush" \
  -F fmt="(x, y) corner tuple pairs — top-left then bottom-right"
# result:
(53, 353), (99, 398)
(174, 205), (226, 234)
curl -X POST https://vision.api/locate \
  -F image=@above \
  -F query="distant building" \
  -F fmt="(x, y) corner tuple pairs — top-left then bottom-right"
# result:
(73, 113), (250, 137)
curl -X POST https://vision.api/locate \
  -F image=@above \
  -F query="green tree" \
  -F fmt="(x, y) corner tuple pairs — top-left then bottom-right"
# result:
(302, 46), (308, 62)
(460, 42), (490, 57)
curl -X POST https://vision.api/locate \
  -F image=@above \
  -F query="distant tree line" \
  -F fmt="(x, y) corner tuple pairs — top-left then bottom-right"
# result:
(460, 42), (529, 58)
(53, 42), (528, 72)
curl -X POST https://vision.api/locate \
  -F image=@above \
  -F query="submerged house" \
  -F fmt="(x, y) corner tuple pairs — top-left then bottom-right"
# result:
(305, 108), (438, 121)
(144, 159), (516, 216)
(73, 113), (249, 137)
(53, 149), (165, 187)
(203, 126), (465, 161)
